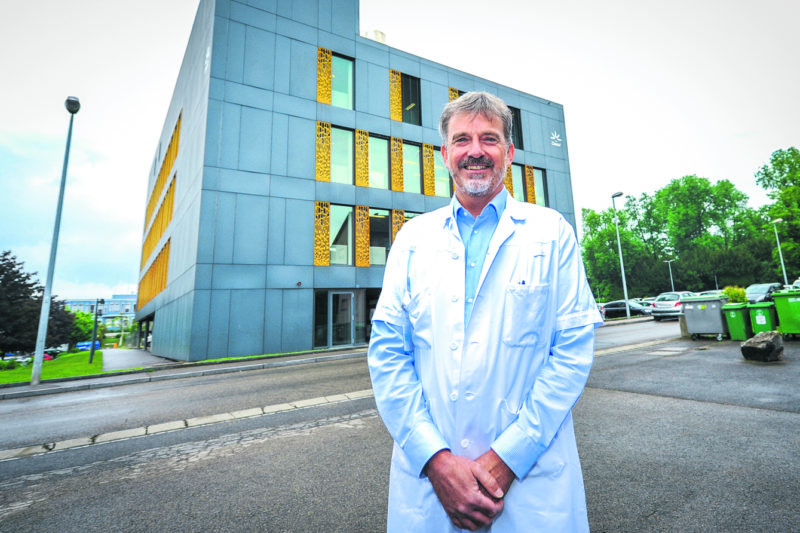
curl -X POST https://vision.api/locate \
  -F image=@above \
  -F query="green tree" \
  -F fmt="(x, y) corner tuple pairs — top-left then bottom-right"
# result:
(0, 251), (74, 357)
(68, 309), (95, 348)
(756, 147), (800, 281)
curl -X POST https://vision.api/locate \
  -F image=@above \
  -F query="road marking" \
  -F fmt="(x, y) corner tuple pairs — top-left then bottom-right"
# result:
(0, 388), (375, 462)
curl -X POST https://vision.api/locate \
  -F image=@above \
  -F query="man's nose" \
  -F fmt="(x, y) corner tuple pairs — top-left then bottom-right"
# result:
(466, 138), (485, 157)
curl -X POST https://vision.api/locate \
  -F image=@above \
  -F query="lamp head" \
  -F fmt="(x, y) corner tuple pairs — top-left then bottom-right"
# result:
(65, 96), (81, 115)
(611, 192), (623, 198)
(772, 218), (783, 224)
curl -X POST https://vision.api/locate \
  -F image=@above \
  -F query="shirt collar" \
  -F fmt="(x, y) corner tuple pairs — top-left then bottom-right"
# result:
(451, 187), (509, 222)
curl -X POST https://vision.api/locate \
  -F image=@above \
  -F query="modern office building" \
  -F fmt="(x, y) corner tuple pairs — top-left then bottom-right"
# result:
(66, 294), (137, 329)
(135, 0), (577, 361)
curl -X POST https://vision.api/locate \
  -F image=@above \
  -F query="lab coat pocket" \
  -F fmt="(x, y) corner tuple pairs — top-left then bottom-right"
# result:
(501, 283), (549, 347)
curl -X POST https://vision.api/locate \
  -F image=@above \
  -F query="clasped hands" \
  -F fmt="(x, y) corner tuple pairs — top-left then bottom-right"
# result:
(424, 448), (515, 531)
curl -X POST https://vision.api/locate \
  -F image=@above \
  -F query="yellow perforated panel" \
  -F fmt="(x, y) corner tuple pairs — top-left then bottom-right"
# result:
(355, 130), (369, 187)
(145, 114), (181, 233)
(390, 137), (404, 191)
(355, 205), (370, 267)
(389, 69), (402, 121)
(391, 209), (405, 241)
(504, 166), (514, 196)
(315, 122), (331, 182)
(141, 177), (176, 269)
(449, 87), (461, 102)
(314, 202), (330, 266)
(525, 165), (537, 204)
(137, 239), (170, 310)
(422, 144), (435, 196)
(317, 47), (332, 104)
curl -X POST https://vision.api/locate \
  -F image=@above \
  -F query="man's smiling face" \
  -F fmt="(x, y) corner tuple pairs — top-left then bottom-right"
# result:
(442, 111), (514, 203)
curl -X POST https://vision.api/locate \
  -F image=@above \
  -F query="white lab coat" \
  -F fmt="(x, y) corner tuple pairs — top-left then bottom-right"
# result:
(369, 195), (602, 532)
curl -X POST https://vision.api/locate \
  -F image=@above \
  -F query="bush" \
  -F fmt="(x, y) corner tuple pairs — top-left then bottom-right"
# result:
(0, 359), (18, 371)
(723, 285), (747, 303)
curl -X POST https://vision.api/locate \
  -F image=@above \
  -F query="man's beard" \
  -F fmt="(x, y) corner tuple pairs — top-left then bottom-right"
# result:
(455, 156), (506, 197)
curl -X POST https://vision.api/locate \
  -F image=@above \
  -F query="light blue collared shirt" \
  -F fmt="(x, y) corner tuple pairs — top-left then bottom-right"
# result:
(452, 188), (508, 324)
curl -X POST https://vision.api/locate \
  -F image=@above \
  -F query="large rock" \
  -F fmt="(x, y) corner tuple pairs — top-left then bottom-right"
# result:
(741, 331), (784, 362)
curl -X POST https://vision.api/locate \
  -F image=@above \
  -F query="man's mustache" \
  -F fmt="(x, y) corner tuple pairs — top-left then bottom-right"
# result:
(459, 156), (494, 169)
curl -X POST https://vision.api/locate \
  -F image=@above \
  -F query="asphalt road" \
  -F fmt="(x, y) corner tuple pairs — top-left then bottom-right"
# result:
(1, 321), (798, 532)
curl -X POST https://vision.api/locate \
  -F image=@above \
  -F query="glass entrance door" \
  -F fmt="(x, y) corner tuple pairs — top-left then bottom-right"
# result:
(330, 291), (354, 346)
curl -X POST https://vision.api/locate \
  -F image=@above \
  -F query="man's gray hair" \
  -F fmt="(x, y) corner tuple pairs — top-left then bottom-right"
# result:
(438, 91), (513, 147)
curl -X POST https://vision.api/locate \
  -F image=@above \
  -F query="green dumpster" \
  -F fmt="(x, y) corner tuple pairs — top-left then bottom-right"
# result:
(722, 303), (753, 340)
(772, 290), (800, 336)
(748, 302), (778, 335)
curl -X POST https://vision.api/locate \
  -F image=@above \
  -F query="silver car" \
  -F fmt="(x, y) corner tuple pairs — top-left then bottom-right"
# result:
(651, 291), (696, 321)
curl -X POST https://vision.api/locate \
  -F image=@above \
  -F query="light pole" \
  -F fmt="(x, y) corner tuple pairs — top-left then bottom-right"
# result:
(31, 97), (81, 385)
(89, 298), (104, 364)
(611, 192), (630, 318)
(770, 218), (789, 285)
(664, 259), (675, 292)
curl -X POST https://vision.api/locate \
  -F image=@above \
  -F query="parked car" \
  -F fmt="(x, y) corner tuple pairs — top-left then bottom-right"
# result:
(696, 289), (725, 297)
(651, 291), (696, 321)
(745, 283), (782, 303)
(599, 299), (651, 319)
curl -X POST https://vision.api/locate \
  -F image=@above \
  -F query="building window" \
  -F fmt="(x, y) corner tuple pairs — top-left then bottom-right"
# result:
(402, 74), (421, 125)
(433, 149), (451, 197)
(369, 136), (390, 189)
(511, 163), (526, 202)
(331, 54), (354, 110)
(369, 208), (391, 265)
(403, 142), (422, 194)
(404, 211), (421, 223)
(331, 127), (354, 184)
(390, 70), (421, 125)
(533, 167), (548, 206)
(330, 205), (353, 265)
(509, 106), (524, 150)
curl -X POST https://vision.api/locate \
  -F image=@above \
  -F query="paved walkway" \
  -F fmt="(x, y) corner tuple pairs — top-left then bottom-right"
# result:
(101, 348), (173, 371)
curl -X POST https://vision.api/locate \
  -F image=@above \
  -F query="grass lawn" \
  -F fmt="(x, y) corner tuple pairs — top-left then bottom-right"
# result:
(0, 351), (103, 385)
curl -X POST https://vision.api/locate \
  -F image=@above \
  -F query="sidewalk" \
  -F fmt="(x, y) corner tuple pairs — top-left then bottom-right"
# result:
(0, 347), (368, 400)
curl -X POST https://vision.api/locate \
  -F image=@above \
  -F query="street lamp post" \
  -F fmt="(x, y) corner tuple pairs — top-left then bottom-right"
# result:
(31, 97), (81, 386)
(770, 218), (789, 285)
(611, 192), (630, 318)
(89, 298), (105, 364)
(664, 259), (675, 292)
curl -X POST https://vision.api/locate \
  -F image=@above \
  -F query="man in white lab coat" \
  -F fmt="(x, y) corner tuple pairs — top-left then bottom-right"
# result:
(368, 91), (603, 531)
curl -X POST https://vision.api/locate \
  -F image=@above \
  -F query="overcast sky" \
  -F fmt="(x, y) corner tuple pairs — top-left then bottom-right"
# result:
(1, 0), (797, 300)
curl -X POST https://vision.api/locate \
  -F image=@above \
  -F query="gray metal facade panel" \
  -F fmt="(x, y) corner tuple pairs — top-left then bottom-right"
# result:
(266, 197), (286, 263)
(212, 264), (267, 289)
(270, 175), (315, 200)
(314, 266), (356, 288)
(280, 289), (313, 352)
(207, 289), (231, 356)
(263, 289), (283, 353)
(239, 106), (272, 172)
(228, 289), (266, 355)
(190, 289), (211, 358)
(218, 168), (270, 196)
(283, 199), (314, 265)
(243, 27), (276, 89)
(226, 21), (246, 83)
(270, 113), (289, 174)
(233, 194), (269, 264)
(212, 192), (236, 263)
(230, 1), (277, 31)
(267, 265), (313, 287)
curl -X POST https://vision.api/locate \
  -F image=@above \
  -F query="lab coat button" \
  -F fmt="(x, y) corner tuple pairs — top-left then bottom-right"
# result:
(450, 392), (458, 401)
(451, 295), (458, 302)
(451, 252), (459, 260)
(461, 439), (470, 448)
(450, 342), (458, 350)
